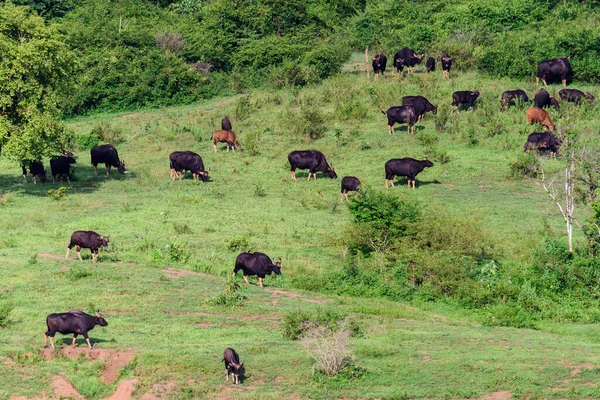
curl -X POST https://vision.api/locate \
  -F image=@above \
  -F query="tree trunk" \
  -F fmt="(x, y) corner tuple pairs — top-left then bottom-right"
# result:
(365, 47), (370, 78)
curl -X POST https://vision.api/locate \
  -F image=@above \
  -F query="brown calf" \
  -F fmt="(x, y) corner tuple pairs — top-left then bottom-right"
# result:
(526, 107), (555, 131)
(212, 130), (241, 153)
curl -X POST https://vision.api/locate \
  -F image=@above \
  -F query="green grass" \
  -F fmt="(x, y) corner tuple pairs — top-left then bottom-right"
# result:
(1, 63), (600, 398)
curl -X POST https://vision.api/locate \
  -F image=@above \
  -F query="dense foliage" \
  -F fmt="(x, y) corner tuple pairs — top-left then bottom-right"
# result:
(2, 0), (599, 116)
(0, 3), (74, 161)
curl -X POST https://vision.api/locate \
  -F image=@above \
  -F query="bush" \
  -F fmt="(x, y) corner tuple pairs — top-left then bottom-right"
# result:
(508, 153), (541, 180)
(208, 278), (246, 307)
(47, 187), (70, 200)
(282, 308), (362, 340)
(301, 320), (355, 376)
(0, 302), (13, 327)
(226, 235), (252, 252)
(283, 103), (327, 141)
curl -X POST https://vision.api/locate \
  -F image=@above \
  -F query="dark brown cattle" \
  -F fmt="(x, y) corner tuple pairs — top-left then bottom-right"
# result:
(385, 157), (434, 189)
(221, 116), (232, 131)
(44, 310), (108, 349)
(340, 176), (361, 201)
(537, 57), (572, 88)
(441, 54), (453, 79)
(223, 348), (244, 384)
(66, 230), (109, 262)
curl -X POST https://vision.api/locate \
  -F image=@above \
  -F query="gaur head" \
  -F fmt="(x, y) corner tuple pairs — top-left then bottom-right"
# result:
(199, 169), (209, 182)
(422, 157), (434, 168)
(414, 54), (424, 62)
(472, 90), (480, 98)
(118, 161), (128, 174)
(585, 92), (595, 102)
(231, 360), (244, 382)
(327, 165), (338, 179)
(100, 236), (109, 248)
(95, 310), (108, 326)
(272, 258), (282, 275)
(395, 58), (404, 67)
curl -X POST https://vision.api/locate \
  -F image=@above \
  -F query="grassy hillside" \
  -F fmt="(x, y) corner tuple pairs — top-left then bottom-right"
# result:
(2, 64), (600, 398)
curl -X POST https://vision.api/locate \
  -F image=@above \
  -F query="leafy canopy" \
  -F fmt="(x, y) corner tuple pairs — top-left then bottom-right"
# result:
(0, 2), (74, 161)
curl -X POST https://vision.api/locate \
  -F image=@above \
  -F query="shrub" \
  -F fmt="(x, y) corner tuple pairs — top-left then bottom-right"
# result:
(165, 239), (191, 263)
(284, 103), (327, 141)
(244, 130), (262, 156)
(47, 187), (70, 200)
(173, 222), (192, 235)
(282, 308), (362, 340)
(208, 278), (246, 307)
(226, 235), (252, 252)
(508, 153), (540, 180)
(234, 95), (253, 121)
(65, 268), (94, 281)
(0, 302), (13, 327)
(301, 320), (355, 376)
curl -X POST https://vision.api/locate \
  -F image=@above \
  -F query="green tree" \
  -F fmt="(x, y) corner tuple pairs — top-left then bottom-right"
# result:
(0, 3), (74, 161)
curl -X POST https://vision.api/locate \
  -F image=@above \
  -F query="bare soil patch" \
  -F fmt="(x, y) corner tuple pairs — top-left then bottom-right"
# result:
(268, 289), (325, 304)
(38, 253), (62, 259)
(140, 381), (177, 400)
(60, 264), (70, 270)
(119, 112), (143, 118)
(53, 374), (83, 400)
(570, 362), (594, 376)
(41, 346), (135, 384)
(163, 267), (201, 279)
(196, 322), (213, 328)
(478, 391), (512, 400)
(103, 379), (138, 400)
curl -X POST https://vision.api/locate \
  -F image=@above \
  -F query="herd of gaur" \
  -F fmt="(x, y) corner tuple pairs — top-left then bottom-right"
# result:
(14, 48), (594, 387)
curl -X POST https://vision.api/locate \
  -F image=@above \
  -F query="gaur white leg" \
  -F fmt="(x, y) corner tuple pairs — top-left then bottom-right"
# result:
(44, 334), (48, 348)
(562, 79), (566, 88)
(259, 277), (264, 287)
(72, 335), (77, 347)
(66, 176), (71, 185)
(85, 337), (92, 349)
(50, 336), (55, 350)
(94, 165), (98, 175)
(243, 275), (250, 285)
(33, 176), (37, 185)
(65, 248), (71, 260)
(290, 171), (296, 181)
(106, 166), (110, 176)
(213, 143), (218, 153)
(307, 173), (311, 181)
(345, 193), (349, 202)
(225, 369), (229, 381)
(76, 248), (83, 261)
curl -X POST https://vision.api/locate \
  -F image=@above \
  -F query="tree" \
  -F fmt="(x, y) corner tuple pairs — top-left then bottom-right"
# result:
(0, 3), (75, 161)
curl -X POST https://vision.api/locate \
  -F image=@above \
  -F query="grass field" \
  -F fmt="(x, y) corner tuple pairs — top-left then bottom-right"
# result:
(2, 61), (600, 399)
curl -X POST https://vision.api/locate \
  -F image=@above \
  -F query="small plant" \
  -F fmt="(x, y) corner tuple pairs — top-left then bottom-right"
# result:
(282, 308), (362, 340)
(165, 239), (191, 263)
(244, 130), (261, 156)
(47, 187), (70, 200)
(434, 104), (451, 133)
(301, 320), (355, 376)
(208, 278), (246, 307)
(359, 140), (371, 150)
(0, 302), (14, 327)
(65, 268), (94, 281)
(253, 185), (266, 198)
(333, 127), (348, 147)
(173, 222), (193, 235)
(227, 235), (252, 252)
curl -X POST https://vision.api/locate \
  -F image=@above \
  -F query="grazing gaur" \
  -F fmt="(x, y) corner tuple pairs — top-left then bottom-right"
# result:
(524, 132), (562, 159)
(50, 152), (76, 184)
(452, 90), (480, 112)
(221, 116), (232, 131)
(392, 50), (405, 74)
(382, 106), (417, 135)
(233, 252), (282, 287)
(549, 97), (561, 110)
(396, 47), (423, 74)
(372, 54), (387, 81)
(66, 230), (109, 262)
(533, 88), (551, 109)
(402, 96), (437, 121)
(90, 144), (127, 176)
(44, 310), (108, 349)
(169, 151), (209, 182)
(559, 89), (595, 104)
(537, 57), (572, 88)
(288, 149), (337, 181)
(501, 89), (529, 108)
(212, 130), (241, 153)
(21, 160), (47, 184)
(223, 348), (244, 385)
(425, 56), (435, 73)
(385, 157), (434, 189)
(340, 176), (361, 202)
(441, 54), (453, 79)
(526, 107), (555, 131)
